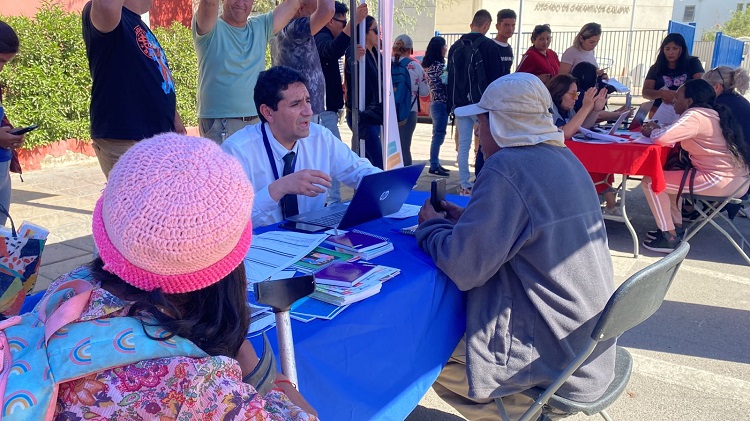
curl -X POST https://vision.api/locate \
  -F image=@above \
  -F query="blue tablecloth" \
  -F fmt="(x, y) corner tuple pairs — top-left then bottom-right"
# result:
(250, 191), (468, 420)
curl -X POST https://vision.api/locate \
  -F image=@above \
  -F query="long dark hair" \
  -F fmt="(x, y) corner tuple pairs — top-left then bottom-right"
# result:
(654, 33), (691, 74)
(421, 36), (446, 68)
(91, 258), (251, 358)
(683, 79), (750, 167)
(547, 74), (577, 111)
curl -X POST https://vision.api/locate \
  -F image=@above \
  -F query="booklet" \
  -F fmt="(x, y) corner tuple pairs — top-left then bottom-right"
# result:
(325, 230), (390, 253)
(314, 261), (379, 287)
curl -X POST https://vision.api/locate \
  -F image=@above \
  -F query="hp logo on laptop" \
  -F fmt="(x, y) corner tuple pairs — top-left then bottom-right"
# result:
(380, 191), (390, 201)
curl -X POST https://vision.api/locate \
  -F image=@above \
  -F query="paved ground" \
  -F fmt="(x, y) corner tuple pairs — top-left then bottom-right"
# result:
(12, 113), (750, 420)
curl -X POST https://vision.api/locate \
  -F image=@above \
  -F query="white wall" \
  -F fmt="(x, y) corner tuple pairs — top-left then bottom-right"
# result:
(672, 0), (750, 40)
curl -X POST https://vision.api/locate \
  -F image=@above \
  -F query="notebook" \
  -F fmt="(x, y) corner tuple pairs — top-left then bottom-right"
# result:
(287, 163), (425, 229)
(314, 261), (379, 287)
(325, 230), (389, 253)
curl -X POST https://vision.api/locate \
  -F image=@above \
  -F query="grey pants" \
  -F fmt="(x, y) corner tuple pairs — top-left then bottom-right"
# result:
(199, 117), (260, 145)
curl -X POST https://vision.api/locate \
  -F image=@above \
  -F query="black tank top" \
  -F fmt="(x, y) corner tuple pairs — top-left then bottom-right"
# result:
(83, 2), (176, 140)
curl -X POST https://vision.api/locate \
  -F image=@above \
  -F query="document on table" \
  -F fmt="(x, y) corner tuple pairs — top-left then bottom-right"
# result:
(385, 203), (421, 219)
(574, 128), (629, 143)
(244, 231), (328, 284)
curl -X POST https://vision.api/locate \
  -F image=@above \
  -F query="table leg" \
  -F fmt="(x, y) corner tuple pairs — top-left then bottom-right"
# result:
(618, 176), (639, 257)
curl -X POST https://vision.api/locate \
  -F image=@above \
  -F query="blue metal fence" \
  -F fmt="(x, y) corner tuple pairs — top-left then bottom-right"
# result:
(711, 32), (745, 68)
(667, 21), (697, 54)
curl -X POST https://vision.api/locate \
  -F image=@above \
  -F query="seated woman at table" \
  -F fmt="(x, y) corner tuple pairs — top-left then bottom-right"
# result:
(8, 134), (317, 419)
(571, 62), (633, 122)
(547, 74), (621, 217)
(639, 79), (750, 253)
(642, 33), (704, 121)
(516, 24), (559, 84)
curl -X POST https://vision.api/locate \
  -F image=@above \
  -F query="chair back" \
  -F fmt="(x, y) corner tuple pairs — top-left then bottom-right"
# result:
(591, 242), (690, 342)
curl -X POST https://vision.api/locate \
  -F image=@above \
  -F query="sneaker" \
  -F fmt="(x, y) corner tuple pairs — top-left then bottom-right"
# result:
(602, 205), (624, 221)
(438, 165), (451, 173)
(643, 232), (681, 254)
(458, 187), (472, 196)
(428, 167), (450, 177)
(646, 226), (684, 240)
(682, 209), (701, 222)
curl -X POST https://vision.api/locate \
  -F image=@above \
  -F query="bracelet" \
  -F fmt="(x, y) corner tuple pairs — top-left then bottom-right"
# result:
(274, 379), (297, 390)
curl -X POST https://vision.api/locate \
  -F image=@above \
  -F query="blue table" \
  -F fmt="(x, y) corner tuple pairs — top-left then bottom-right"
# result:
(251, 191), (467, 420)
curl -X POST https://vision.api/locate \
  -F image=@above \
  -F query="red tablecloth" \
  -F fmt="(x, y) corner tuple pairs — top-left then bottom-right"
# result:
(565, 141), (672, 193)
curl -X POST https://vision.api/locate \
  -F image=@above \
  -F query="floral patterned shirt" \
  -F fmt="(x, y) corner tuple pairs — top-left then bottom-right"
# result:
(425, 62), (447, 104)
(47, 267), (317, 421)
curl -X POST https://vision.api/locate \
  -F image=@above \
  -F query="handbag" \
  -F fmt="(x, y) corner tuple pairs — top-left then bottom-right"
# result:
(663, 145), (692, 171)
(0, 204), (46, 316)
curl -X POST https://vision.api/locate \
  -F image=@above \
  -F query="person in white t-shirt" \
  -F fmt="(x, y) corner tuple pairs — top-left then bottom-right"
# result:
(222, 66), (381, 227)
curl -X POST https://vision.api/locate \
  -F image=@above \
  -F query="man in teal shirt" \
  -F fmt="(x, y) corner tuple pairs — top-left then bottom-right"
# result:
(193, 0), (302, 144)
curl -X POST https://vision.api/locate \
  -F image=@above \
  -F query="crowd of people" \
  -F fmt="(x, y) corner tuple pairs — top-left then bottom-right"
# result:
(0, 0), (748, 419)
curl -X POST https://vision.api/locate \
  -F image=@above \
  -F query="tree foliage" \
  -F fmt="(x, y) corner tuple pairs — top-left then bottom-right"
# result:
(702, 8), (750, 41)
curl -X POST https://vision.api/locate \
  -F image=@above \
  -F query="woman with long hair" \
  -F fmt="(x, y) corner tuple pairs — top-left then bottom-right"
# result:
(640, 79), (750, 252)
(422, 35), (451, 176)
(392, 34), (429, 167)
(0, 20), (25, 225)
(642, 33), (704, 114)
(546, 74), (622, 217)
(19, 135), (318, 419)
(345, 16), (383, 168)
(516, 24), (560, 83)
(558, 22), (602, 76)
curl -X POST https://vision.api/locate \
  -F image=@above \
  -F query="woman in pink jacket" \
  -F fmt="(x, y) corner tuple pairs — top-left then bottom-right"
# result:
(640, 79), (750, 253)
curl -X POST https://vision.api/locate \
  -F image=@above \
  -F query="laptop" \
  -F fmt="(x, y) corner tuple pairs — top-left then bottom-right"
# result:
(287, 163), (426, 229)
(628, 100), (655, 131)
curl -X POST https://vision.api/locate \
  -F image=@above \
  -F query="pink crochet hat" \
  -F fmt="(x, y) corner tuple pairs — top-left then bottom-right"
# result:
(92, 134), (254, 294)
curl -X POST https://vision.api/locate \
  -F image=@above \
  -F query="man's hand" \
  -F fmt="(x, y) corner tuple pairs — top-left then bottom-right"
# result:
(418, 198), (464, 224)
(174, 110), (187, 135)
(268, 169), (332, 201)
(0, 127), (24, 150)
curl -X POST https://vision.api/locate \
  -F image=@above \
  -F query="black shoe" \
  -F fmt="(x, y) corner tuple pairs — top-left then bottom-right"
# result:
(682, 209), (701, 222)
(429, 167), (450, 177)
(643, 232), (681, 254)
(438, 165), (451, 173)
(646, 227), (684, 240)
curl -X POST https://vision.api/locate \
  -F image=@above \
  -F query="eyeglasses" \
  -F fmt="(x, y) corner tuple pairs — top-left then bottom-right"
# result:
(332, 17), (347, 25)
(567, 91), (580, 99)
(369, 27), (379, 34)
(710, 66), (726, 85)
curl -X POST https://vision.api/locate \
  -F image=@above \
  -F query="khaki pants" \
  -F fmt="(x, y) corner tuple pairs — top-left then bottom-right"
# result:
(91, 138), (139, 180)
(433, 337), (572, 421)
(199, 117), (260, 145)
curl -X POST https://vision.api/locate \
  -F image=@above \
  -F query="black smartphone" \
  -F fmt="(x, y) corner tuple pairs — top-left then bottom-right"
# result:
(9, 124), (39, 135)
(431, 179), (446, 212)
(278, 221), (328, 233)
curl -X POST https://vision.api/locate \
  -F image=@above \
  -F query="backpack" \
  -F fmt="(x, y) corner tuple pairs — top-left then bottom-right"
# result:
(0, 274), (206, 420)
(447, 36), (490, 111)
(392, 57), (417, 125)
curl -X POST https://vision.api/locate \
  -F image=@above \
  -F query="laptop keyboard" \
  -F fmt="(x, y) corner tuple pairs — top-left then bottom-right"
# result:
(304, 210), (347, 227)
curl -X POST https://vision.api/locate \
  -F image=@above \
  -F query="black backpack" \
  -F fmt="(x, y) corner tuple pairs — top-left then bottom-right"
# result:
(447, 36), (489, 112)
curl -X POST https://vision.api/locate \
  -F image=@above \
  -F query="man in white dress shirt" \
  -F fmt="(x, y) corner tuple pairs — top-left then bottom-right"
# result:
(222, 66), (381, 227)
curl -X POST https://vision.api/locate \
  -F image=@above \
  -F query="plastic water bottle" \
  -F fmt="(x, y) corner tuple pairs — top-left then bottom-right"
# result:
(0, 102), (13, 162)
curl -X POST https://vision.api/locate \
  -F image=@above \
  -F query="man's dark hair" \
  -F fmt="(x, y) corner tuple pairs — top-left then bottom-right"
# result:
(471, 10), (492, 28)
(334, 1), (349, 16)
(0, 20), (19, 54)
(254, 66), (309, 123)
(92, 258), (250, 358)
(497, 9), (516, 21)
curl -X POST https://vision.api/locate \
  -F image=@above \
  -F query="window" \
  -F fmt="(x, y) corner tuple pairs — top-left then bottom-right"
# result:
(683, 5), (695, 22)
(738, 3), (745, 12)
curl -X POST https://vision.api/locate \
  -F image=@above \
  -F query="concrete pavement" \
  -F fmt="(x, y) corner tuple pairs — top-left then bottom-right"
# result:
(11, 119), (750, 420)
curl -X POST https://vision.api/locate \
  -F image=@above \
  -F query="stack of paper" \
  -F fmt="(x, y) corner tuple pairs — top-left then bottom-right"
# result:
(310, 265), (400, 306)
(324, 229), (394, 260)
(293, 246), (358, 274)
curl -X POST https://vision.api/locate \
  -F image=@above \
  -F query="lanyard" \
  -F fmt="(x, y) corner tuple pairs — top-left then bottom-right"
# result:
(261, 123), (296, 180)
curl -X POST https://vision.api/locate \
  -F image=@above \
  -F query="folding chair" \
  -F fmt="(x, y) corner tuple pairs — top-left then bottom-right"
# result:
(496, 242), (690, 421)
(682, 177), (750, 266)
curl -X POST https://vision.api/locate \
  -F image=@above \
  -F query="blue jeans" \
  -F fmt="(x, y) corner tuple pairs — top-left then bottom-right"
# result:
(456, 114), (477, 189)
(318, 111), (342, 204)
(429, 102), (448, 169)
(346, 111), (383, 169)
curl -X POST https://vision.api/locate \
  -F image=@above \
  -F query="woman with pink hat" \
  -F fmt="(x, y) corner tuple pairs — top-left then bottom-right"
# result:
(0, 134), (317, 419)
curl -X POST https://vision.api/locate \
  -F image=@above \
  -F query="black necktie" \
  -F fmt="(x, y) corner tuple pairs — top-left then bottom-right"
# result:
(281, 152), (299, 218)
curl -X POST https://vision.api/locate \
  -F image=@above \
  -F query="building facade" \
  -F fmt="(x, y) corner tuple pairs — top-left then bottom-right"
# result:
(672, 0), (749, 40)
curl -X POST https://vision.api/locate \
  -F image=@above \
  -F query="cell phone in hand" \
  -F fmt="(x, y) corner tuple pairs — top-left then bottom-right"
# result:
(431, 179), (446, 212)
(9, 124), (38, 135)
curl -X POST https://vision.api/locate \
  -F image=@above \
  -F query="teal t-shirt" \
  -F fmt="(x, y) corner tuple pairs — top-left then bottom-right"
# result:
(193, 12), (274, 118)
